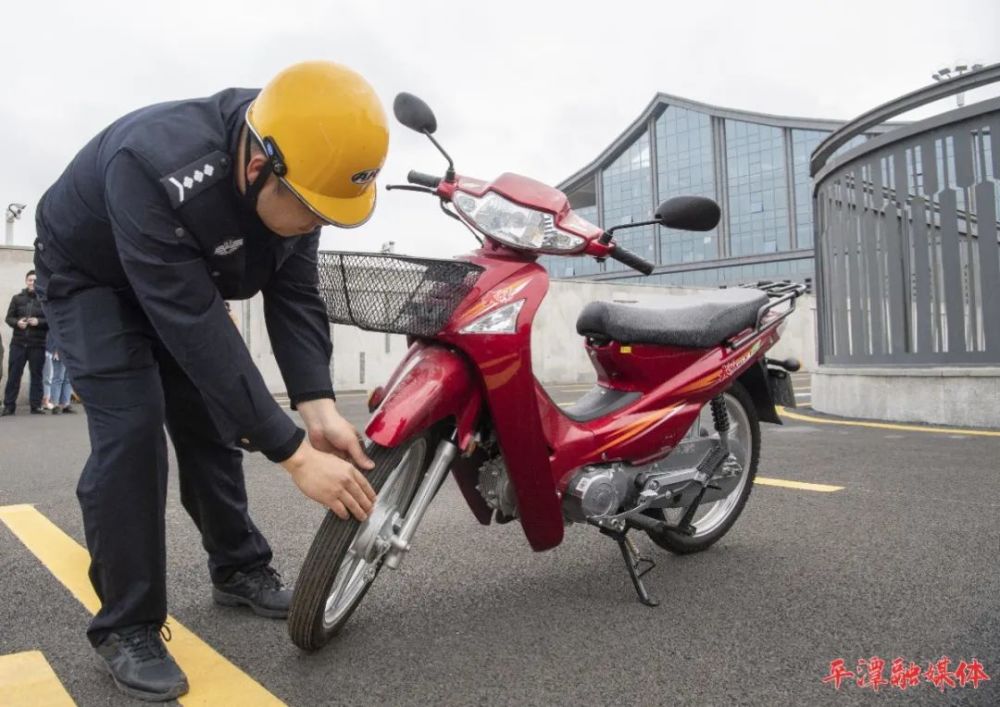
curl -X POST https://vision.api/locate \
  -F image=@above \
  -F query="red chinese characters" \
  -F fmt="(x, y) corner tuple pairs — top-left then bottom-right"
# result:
(820, 659), (854, 690)
(855, 657), (889, 692)
(955, 659), (991, 689)
(923, 657), (957, 691)
(889, 658), (922, 691)
(822, 656), (990, 693)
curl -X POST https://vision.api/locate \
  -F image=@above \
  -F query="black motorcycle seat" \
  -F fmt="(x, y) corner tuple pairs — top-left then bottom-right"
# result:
(576, 288), (769, 349)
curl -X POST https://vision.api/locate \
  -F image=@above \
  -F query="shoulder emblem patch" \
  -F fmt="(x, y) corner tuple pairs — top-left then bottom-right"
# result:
(213, 238), (244, 256)
(159, 151), (230, 208)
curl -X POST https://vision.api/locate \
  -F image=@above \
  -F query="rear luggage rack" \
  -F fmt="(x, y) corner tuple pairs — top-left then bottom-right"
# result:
(726, 280), (807, 349)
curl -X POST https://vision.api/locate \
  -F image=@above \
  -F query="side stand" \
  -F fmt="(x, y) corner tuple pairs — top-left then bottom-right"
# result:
(600, 527), (659, 607)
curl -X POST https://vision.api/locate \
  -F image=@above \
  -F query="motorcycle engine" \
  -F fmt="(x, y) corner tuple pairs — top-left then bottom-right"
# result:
(477, 456), (518, 518)
(563, 465), (632, 523)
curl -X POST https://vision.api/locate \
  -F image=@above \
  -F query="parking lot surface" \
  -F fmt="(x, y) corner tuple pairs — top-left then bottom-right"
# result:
(1, 376), (998, 706)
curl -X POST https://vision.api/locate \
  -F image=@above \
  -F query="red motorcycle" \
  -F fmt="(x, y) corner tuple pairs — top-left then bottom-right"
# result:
(288, 94), (804, 650)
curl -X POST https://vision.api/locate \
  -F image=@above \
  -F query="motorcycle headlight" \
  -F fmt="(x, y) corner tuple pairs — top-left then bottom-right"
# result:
(453, 192), (584, 252)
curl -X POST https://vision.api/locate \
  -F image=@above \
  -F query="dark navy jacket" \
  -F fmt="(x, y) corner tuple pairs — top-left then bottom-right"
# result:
(5, 288), (48, 347)
(34, 88), (334, 461)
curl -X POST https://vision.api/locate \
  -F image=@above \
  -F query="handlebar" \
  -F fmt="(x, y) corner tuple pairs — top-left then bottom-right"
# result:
(608, 242), (654, 275)
(407, 170), (442, 189)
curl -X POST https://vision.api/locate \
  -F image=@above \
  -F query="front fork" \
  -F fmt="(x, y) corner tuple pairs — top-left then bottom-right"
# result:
(380, 436), (459, 570)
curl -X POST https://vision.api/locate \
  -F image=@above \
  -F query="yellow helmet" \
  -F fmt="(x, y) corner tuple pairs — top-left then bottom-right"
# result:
(246, 60), (389, 228)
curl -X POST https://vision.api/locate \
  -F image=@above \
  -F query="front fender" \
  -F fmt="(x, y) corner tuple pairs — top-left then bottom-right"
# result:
(365, 344), (482, 451)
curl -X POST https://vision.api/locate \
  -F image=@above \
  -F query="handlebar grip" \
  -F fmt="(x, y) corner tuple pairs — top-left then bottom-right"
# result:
(608, 243), (655, 275)
(407, 170), (442, 188)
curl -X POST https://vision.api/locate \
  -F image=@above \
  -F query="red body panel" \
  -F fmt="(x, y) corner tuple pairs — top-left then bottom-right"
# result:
(365, 343), (482, 452)
(368, 170), (788, 553)
(437, 256), (565, 551)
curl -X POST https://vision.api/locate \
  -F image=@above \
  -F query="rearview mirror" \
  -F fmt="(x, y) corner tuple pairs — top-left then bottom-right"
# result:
(655, 196), (720, 231)
(393, 93), (438, 134)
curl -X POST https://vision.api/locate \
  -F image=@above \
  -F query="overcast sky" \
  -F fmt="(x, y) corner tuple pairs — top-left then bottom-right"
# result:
(2, 0), (998, 257)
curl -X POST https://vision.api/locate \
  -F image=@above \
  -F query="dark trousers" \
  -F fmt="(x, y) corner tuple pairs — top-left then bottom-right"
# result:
(39, 283), (272, 645)
(3, 341), (45, 410)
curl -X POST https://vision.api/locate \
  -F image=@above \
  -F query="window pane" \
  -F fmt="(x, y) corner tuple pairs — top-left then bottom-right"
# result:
(656, 106), (717, 266)
(726, 120), (790, 256)
(601, 131), (654, 272)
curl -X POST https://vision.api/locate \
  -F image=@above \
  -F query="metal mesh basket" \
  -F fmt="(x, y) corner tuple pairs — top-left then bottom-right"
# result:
(317, 252), (484, 336)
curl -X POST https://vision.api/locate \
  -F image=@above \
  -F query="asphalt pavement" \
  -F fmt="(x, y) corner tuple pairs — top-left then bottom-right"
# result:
(1, 377), (998, 706)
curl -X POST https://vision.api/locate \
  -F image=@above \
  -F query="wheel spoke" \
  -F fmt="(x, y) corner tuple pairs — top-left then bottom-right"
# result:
(325, 554), (366, 615)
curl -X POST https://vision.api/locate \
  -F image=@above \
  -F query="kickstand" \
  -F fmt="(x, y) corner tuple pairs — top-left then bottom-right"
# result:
(601, 527), (660, 607)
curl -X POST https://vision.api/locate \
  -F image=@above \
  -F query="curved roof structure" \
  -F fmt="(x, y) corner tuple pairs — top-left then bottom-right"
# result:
(541, 92), (905, 289)
(558, 92), (902, 193)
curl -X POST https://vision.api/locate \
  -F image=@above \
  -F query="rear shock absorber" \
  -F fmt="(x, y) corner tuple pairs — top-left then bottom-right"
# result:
(710, 395), (730, 453)
(674, 395), (732, 537)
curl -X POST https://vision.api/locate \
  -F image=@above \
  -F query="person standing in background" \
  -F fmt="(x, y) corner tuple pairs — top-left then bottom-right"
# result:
(43, 332), (75, 414)
(3, 270), (48, 415)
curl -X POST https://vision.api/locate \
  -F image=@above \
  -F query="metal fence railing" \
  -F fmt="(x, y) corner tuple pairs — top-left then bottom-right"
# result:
(811, 64), (1000, 365)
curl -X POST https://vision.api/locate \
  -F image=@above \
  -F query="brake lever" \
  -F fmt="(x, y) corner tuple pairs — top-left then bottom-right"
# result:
(385, 184), (437, 194)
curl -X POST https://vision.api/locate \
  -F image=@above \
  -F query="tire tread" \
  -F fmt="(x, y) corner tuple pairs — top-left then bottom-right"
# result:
(288, 439), (427, 651)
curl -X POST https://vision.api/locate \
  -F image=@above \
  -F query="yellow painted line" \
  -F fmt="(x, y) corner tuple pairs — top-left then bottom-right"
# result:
(0, 651), (75, 706)
(776, 406), (1000, 438)
(0, 505), (284, 706)
(756, 477), (844, 492)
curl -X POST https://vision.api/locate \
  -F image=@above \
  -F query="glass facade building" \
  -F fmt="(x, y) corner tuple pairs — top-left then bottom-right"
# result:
(541, 94), (898, 289)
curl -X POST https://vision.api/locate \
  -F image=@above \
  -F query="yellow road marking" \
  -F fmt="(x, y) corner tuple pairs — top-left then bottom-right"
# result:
(0, 505), (284, 706)
(0, 651), (75, 706)
(776, 406), (1000, 438)
(756, 477), (843, 492)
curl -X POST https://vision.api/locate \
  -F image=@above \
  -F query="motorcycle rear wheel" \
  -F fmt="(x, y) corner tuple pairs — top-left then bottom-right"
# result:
(645, 381), (760, 554)
(288, 433), (434, 651)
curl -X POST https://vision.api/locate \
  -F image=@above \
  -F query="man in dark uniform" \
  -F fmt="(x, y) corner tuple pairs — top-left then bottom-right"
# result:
(3, 269), (49, 414)
(33, 61), (387, 701)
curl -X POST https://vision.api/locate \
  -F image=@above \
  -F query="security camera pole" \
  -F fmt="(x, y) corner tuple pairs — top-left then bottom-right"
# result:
(5, 202), (26, 245)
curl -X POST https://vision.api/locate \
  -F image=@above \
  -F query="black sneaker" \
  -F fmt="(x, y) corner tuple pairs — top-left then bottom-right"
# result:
(61, 405), (77, 414)
(50, 406), (62, 415)
(213, 565), (292, 618)
(1, 408), (14, 417)
(30, 407), (45, 415)
(94, 623), (189, 702)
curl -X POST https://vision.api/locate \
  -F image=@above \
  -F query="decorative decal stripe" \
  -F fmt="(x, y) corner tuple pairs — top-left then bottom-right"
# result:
(674, 370), (723, 396)
(480, 352), (520, 369)
(458, 276), (533, 324)
(592, 404), (683, 457)
(484, 360), (521, 390)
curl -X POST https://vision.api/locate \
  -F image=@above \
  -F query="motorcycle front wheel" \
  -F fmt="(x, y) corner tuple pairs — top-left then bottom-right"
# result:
(645, 381), (760, 554)
(288, 433), (434, 651)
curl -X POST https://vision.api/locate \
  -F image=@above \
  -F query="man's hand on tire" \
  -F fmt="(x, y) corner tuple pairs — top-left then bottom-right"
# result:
(282, 439), (377, 520)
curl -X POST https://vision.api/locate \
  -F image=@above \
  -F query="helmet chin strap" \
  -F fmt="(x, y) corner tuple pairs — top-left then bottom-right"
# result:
(242, 128), (274, 210)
